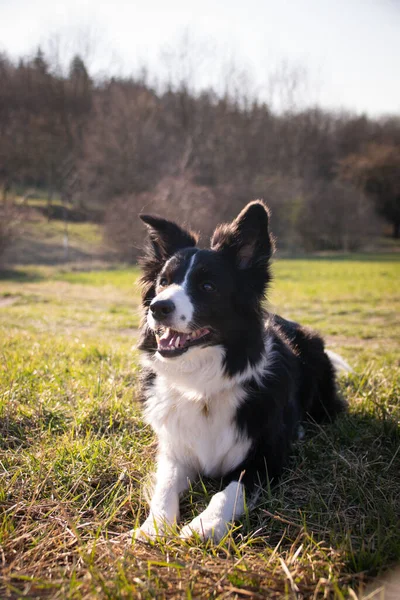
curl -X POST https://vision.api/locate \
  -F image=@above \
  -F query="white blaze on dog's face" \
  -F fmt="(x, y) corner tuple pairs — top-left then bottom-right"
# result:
(147, 250), (217, 359)
(147, 255), (196, 333)
(148, 285), (194, 332)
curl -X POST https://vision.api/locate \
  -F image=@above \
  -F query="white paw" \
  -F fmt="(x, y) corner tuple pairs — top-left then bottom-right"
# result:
(180, 514), (228, 542)
(132, 517), (166, 542)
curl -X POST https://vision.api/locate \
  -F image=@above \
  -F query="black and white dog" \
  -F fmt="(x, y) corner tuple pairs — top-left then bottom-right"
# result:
(134, 200), (348, 542)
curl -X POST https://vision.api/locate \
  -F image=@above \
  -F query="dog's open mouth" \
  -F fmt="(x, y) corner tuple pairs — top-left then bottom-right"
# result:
(155, 327), (211, 358)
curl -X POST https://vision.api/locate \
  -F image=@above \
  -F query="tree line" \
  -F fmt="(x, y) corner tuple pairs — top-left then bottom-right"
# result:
(1, 47), (399, 261)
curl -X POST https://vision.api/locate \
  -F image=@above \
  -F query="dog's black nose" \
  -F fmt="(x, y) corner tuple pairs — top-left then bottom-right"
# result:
(150, 299), (175, 321)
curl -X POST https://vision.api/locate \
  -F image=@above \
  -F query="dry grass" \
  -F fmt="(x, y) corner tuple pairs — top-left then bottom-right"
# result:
(0, 256), (399, 598)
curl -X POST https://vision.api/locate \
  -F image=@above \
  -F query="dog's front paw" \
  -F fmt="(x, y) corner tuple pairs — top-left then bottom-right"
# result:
(133, 517), (165, 542)
(180, 514), (228, 542)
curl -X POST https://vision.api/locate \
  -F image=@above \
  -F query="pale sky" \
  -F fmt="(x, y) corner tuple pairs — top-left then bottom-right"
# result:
(1, 0), (399, 115)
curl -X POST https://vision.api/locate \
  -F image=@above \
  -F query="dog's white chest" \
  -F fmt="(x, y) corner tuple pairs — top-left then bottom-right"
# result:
(144, 377), (251, 478)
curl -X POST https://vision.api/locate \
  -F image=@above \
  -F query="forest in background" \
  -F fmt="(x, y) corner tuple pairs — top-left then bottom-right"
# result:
(1, 46), (400, 262)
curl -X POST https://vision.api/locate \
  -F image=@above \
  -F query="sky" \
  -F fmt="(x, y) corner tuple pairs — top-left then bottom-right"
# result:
(0, 0), (399, 116)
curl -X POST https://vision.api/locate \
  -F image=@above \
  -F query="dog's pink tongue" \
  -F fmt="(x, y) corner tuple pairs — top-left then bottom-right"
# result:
(158, 329), (188, 349)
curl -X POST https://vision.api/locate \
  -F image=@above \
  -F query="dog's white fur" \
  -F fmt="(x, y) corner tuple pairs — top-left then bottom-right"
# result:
(180, 481), (245, 540)
(147, 284), (194, 333)
(325, 350), (353, 374)
(134, 337), (276, 542)
(147, 254), (197, 333)
(144, 337), (273, 399)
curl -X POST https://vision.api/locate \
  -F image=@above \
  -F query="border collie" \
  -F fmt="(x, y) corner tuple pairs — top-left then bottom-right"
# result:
(134, 200), (348, 542)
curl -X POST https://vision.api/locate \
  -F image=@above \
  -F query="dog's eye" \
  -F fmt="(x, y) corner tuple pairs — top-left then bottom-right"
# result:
(159, 277), (168, 287)
(200, 281), (216, 292)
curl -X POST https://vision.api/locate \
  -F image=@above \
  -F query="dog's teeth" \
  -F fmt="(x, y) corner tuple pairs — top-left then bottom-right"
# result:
(160, 328), (171, 341)
(175, 336), (180, 348)
(155, 333), (160, 343)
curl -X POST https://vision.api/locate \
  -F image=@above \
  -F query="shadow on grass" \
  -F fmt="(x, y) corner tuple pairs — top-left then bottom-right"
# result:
(4, 239), (100, 265)
(0, 268), (44, 283)
(0, 406), (140, 450)
(0, 411), (70, 449)
(4, 235), (116, 266)
(273, 410), (399, 576)
(178, 408), (400, 579)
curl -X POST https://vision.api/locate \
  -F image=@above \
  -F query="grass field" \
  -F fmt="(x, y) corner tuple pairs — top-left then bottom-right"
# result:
(0, 256), (399, 599)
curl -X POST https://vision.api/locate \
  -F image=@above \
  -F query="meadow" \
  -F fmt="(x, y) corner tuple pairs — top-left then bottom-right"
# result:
(0, 255), (399, 598)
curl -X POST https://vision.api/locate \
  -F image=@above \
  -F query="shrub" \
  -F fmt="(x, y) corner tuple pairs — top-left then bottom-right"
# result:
(103, 175), (244, 262)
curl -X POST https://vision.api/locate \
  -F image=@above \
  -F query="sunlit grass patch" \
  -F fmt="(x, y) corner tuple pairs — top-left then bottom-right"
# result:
(0, 255), (399, 598)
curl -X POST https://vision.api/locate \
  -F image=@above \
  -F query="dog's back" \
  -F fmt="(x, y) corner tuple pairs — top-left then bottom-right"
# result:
(272, 315), (347, 422)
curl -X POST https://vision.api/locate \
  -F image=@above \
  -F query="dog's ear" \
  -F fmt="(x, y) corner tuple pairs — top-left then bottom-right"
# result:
(211, 200), (273, 269)
(140, 214), (198, 261)
(139, 215), (198, 311)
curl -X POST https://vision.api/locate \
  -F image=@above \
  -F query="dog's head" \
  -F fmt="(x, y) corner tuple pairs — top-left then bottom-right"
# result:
(139, 201), (273, 373)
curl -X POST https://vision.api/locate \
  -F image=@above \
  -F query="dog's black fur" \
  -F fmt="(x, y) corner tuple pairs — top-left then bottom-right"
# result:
(135, 201), (346, 540)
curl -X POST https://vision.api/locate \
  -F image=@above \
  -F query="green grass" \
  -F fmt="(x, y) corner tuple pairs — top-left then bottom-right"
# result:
(0, 256), (399, 599)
